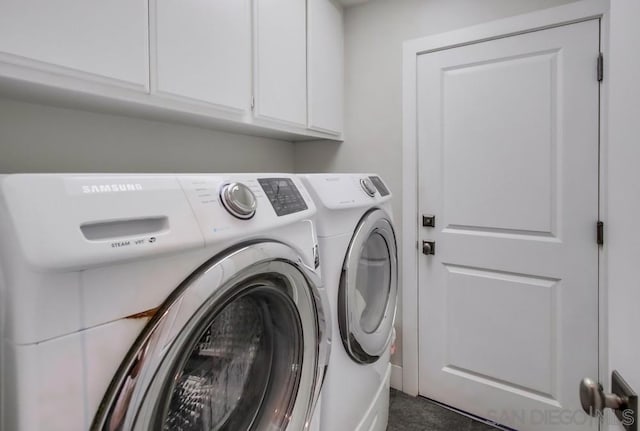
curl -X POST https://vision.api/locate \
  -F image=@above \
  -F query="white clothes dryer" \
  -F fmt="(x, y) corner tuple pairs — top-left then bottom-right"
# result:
(0, 173), (331, 431)
(299, 174), (398, 431)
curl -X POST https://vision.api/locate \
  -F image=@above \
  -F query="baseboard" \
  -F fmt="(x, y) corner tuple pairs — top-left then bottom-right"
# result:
(390, 364), (403, 390)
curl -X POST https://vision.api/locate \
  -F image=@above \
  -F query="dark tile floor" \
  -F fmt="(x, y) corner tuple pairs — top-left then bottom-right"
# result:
(387, 390), (502, 431)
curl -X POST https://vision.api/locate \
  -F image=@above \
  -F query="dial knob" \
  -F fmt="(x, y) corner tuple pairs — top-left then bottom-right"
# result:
(360, 177), (377, 197)
(220, 182), (257, 219)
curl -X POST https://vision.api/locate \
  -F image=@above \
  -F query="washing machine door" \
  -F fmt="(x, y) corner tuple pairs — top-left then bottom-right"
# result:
(339, 208), (398, 364)
(92, 242), (330, 431)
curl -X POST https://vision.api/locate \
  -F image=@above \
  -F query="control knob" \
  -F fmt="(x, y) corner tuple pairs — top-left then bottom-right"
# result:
(360, 177), (377, 197)
(220, 182), (257, 219)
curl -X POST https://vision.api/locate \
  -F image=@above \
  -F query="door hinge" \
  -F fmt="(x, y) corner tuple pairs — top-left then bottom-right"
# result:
(250, 96), (255, 111)
(597, 221), (604, 246)
(597, 52), (604, 82)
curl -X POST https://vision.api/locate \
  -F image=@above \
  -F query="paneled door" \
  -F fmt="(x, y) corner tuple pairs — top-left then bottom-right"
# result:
(417, 20), (600, 431)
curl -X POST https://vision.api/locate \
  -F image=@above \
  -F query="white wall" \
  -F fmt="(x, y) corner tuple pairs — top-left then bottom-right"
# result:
(0, 98), (294, 173)
(606, 1), (640, 428)
(295, 0), (578, 369)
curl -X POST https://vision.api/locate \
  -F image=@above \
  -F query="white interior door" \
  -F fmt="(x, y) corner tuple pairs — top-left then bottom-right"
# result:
(417, 20), (600, 431)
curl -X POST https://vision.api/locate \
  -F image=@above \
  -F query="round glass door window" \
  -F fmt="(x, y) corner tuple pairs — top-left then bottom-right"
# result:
(154, 286), (303, 431)
(92, 244), (327, 431)
(340, 209), (398, 364)
(355, 232), (392, 334)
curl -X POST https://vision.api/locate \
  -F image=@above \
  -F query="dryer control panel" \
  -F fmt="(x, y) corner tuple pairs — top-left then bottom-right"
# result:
(368, 176), (390, 196)
(299, 174), (392, 210)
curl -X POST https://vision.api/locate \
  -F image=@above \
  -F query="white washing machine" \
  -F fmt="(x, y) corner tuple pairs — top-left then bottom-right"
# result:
(299, 174), (397, 431)
(0, 173), (331, 431)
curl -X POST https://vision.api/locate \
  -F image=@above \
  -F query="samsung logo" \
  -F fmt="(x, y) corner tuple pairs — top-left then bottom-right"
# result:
(82, 183), (143, 194)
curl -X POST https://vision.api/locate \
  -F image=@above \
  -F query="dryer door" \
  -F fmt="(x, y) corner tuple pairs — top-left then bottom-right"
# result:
(92, 242), (330, 431)
(339, 208), (398, 364)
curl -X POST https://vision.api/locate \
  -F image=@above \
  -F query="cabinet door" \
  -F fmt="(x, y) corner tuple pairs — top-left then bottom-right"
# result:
(153, 0), (251, 112)
(308, 0), (343, 135)
(0, 0), (148, 88)
(255, 0), (307, 126)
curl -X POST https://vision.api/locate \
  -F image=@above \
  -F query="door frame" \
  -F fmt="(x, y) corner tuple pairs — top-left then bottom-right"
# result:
(401, 0), (610, 398)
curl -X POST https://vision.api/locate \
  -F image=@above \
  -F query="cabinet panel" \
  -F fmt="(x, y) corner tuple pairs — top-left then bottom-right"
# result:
(154, 0), (251, 112)
(308, 0), (343, 135)
(255, 0), (307, 126)
(0, 0), (148, 87)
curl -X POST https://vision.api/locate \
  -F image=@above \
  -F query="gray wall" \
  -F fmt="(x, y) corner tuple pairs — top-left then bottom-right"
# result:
(294, 0), (579, 368)
(0, 98), (294, 173)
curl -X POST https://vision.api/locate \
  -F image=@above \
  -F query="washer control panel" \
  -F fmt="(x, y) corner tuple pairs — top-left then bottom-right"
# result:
(258, 177), (308, 216)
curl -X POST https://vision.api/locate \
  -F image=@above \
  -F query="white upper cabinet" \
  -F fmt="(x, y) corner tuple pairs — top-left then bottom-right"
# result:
(153, 0), (251, 113)
(255, 0), (307, 127)
(308, 0), (344, 135)
(0, 0), (343, 140)
(0, 0), (148, 89)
